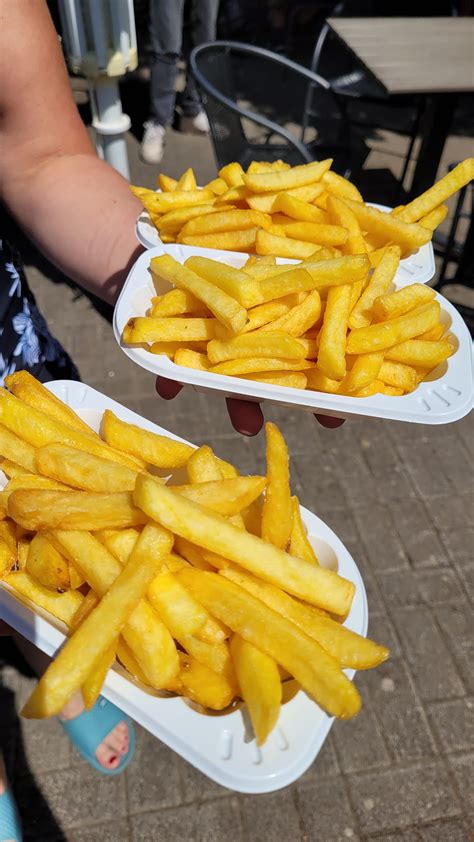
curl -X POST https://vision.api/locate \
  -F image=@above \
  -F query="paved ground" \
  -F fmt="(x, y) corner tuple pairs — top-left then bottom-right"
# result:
(1, 92), (473, 842)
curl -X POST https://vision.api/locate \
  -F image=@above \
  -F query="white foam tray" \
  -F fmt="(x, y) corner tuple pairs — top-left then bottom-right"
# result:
(136, 202), (436, 286)
(114, 246), (473, 425)
(0, 381), (368, 793)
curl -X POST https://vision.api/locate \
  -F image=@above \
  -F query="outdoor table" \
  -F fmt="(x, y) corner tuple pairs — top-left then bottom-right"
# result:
(326, 17), (474, 199)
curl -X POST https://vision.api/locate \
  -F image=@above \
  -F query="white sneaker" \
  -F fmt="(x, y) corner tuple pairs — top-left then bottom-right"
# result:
(180, 111), (210, 135)
(140, 122), (166, 165)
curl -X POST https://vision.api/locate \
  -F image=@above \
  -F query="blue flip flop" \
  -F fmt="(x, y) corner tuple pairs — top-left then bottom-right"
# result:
(59, 696), (135, 776)
(0, 789), (22, 842)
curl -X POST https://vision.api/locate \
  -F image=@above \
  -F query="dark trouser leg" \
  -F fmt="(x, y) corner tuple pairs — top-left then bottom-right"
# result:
(180, 0), (220, 117)
(148, 0), (185, 126)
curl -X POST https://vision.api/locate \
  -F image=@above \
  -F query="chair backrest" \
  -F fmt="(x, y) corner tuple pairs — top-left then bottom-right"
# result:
(190, 41), (349, 168)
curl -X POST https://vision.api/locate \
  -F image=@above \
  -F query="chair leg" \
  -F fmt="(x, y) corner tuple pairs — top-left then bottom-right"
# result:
(398, 98), (425, 200)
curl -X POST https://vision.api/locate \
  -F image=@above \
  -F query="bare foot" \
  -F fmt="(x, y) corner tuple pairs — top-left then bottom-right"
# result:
(59, 693), (129, 771)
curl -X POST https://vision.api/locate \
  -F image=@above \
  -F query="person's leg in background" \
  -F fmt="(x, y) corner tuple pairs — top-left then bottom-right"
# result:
(179, 0), (220, 134)
(141, 0), (185, 164)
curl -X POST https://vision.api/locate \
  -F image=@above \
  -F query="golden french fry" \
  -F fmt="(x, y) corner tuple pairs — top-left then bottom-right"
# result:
(385, 338), (454, 369)
(5, 570), (83, 625)
(149, 341), (207, 360)
(0, 424), (37, 473)
(186, 445), (222, 484)
(256, 229), (321, 259)
(180, 228), (258, 252)
(382, 385), (405, 396)
(0, 389), (141, 471)
(239, 297), (300, 333)
(52, 527), (178, 689)
(36, 443), (138, 492)
(145, 189), (215, 214)
(207, 332), (306, 364)
(261, 422), (292, 550)
(180, 209), (270, 237)
(396, 159), (473, 223)
(177, 167), (197, 191)
(372, 283), (436, 321)
(347, 301), (441, 354)
(82, 643), (117, 710)
(326, 195), (366, 256)
(289, 497), (319, 565)
(214, 184), (250, 204)
(156, 204), (218, 234)
(103, 410), (194, 468)
(174, 349), (211, 371)
(303, 254), (369, 289)
(247, 183), (325, 213)
(26, 533), (70, 591)
(150, 255), (247, 333)
(305, 368), (343, 394)
(219, 161), (245, 187)
(174, 476), (266, 516)
(204, 177), (228, 195)
(157, 173), (178, 192)
(342, 200), (432, 254)
(97, 528), (140, 565)
(0, 461), (29, 479)
(150, 288), (209, 317)
(273, 192), (326, 223)
(284, 221), (349, 247)
(179, 568), (360, 719)
(9, 489), (147, 531)
(123, 316), (216, 344)
(5, 372), (96, 437)
(348, 245), (402, 329)
(22, 524), (174, 717)
(379, 361), (417, 392)
(230, 634), (281, 744)
(209, 357), (315, 376)
(245, 371), (308, 389)
(135, 475), (354, 615)
(259, 290), (321, 337)
(185, 256), (260, 308)
(0, 536), (16, 578)
(173, 652), (235, 710)
(419, 323), (445, 341)
(419, 203), (449, 231)
(344, 352), (385, 393)
(222, 566), (388, 670)
(351, 380), (384, 397)
(243, 159), (332, 194)
(322, 170), (363, 202)
(148, 572), (209, 637)
(317, 284), (352, 380)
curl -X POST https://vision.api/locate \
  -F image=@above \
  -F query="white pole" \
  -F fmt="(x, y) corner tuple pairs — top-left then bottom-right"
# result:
(91, 77), (131, 179)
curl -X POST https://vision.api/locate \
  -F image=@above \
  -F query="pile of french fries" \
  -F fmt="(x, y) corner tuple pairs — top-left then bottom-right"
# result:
(131, 157), (473, 262)
(124, 248), (456, 397)
(0, 372), (388, 744)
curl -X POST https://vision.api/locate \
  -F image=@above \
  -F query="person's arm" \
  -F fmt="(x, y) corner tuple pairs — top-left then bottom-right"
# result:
(0, 0), (142, 305)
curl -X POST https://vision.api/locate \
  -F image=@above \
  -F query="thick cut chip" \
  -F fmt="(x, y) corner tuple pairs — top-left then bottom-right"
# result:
(186, 445), (223, 484)
(344, 352), (384, 393)
(148, 572), (209, 637)
(289, 497), (319, 565)
(284, 221), (348, 246)
(261, 423), (292, 550)
(245, 371), (308, 389)
(396, 159), (473, 223)
(173, 476), (266, 516)
(123, 316), (216, 344)
(22, 524), (173, 718)
(379, 361), (417, 392)
(150, 341), (207, 360)
(222, 566), (389, 670)
(209, 358), (315, 376)
(326, 195), (366, 256)
(150, 255), (247, 333)
(174, 652), (235, 710)
(178, 569), (360, 719)
(134, 475), (355, 615)
(248, 184), (325, 213)
(219, 161), (245, 187)
(0, 535), (16, 578)
(0, 424), (37, 473)
(342, 200), (432, 254)
(256, 229), (321, 260)
(348, 245), (401, 329)
(4, 571), (83, 626)
(144, 189), (215, 213)
(239, 297), (299, 334)
(97, 528), (140, 566)
(157, 173), (178, 192)
(347, 301), (441, 354)
(305, 368), (343, 394)
(322, 170), (363, 202)
(180, 209), (270, 237)
(174, 349), (211, 371)
(180, 228), (258, 252)
(150, 288), (208, 317)
(303, 255), (369, 289)
(8, 489), (147, 531)
(207, 332), (306, 363)
(419, 203), (449, 231)
(230, 634), (281, 745)
(204, 177), (228, 195)
(385, 339), (454, 369)
(35, 443), (138, 492)
(317, 284), (352, 380)
(372, 283), (436, 321)
(26, 533), (70, 591)
(156, 204), (218, 234)
(259, 290), (321, 337)
(185, 257), (260, 308)
(5, 372), (96, 437)
(243, 159), (332, 193)
(177, 167), (197, 191)
(103, 410), (193, 468)
(0, 389), (141, 470)
(82, 643), (116, 710)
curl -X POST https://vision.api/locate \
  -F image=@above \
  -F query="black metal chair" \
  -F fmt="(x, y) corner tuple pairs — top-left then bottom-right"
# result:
(189, 40), (369, 176)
